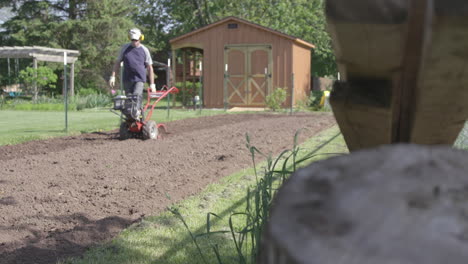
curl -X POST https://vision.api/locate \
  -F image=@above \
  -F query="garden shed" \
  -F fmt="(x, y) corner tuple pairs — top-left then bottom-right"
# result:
(169, 16), (315, 108)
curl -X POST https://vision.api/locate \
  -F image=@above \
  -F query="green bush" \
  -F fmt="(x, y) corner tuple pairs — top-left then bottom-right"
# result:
(19, 66), (58, 98)
(295, 98), (313, 111)
(77, 87), (100, 96)
(12, 102), (77, 111)
(266, 87), (287, 111)
(71, 94), (112, 111)
(0, 94), (111, 111)
(175, 81), (202, 106)
(309, 90), (324, 110)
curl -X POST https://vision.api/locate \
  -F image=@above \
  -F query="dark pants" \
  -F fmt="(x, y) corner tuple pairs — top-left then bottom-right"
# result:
(124, 81), (144, 109)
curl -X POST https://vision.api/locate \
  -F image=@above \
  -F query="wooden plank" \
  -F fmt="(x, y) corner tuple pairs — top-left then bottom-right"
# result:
(29, 54), (78, 64)
(394, 0), (433, 142)
(0, 46), (79, 63)
(411, 15), (468, 144)
(330, 79), (393, 151)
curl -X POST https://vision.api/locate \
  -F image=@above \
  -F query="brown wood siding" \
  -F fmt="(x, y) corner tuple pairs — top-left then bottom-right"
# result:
(292, 44), (312, 106)
(171, 19), (302, 108)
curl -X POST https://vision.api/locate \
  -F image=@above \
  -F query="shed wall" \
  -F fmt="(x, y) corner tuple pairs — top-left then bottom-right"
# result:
(171, 21), (295, 108)
(292, 44), (312, 105)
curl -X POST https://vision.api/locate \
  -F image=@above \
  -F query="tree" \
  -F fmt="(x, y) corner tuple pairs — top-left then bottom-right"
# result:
(0, 0), (138, 92)
(141, 0), (336, 77)
(19, 66), (58, 100)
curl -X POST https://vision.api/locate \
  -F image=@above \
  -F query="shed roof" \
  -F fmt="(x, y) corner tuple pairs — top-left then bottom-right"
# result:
(0, 46), (80, 64)
(170, 16), (316, 49)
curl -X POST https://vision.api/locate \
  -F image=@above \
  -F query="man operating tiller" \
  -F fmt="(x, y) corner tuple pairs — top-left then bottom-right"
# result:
(109, 28), (155, 121)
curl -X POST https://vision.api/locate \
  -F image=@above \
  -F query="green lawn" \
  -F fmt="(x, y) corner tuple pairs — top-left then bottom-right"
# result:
(0, 108), (227, 146)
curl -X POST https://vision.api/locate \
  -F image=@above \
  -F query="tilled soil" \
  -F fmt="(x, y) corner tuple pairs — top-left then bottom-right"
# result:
(0, 112), (336, 264)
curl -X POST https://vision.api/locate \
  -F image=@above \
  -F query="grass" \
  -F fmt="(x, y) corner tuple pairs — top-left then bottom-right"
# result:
(0, 108), (229, 146)
(454, 121), (468, 150)
(62, 125), (347, 264)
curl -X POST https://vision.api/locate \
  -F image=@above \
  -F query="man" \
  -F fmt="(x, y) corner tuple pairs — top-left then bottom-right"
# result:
(109, 28), (155, 118)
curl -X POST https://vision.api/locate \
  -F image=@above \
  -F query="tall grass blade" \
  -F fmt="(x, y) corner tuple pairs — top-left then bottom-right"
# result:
(212, 244), (224, 264)
(168, 207), (209, 264)
(229, 213), (248, 264)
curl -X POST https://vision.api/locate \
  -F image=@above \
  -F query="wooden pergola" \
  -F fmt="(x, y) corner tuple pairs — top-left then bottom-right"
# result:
(0, 46), (80, 97)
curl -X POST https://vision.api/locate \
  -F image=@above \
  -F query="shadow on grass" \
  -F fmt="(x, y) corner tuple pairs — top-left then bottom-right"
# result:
(153, 132), (343, 264)
(0, 213), (139, 264)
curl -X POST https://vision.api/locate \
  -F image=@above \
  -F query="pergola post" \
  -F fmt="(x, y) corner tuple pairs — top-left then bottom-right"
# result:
(182, 49), (187, 107)
(171, 49), (176, 87)
(171, 50), (177, 107)
(70, 62), (75, 96)
(7, 58), (10, 84)
(33, 58), (38, 101)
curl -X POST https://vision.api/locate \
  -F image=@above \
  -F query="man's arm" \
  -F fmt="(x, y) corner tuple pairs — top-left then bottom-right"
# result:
(109, 45), (126, 88)
(109, 60), (121, 88)
(147, 64), (155, 92)
(111, 61), (121, 80)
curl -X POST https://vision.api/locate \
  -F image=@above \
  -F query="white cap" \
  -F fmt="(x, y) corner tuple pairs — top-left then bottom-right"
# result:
(128, 28), (142, 40)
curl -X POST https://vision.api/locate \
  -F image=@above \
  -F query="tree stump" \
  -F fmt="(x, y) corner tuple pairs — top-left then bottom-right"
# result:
(261, 144), (468, 264)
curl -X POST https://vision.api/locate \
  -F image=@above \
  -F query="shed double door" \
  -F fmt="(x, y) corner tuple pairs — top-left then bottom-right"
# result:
(224, 45), (272, 107)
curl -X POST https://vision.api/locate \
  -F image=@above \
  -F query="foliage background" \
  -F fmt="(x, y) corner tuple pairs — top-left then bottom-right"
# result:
(0, 0), (336, 94)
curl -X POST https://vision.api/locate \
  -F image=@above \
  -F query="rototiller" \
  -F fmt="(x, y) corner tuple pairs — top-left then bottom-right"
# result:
(111, 86), (179, 140)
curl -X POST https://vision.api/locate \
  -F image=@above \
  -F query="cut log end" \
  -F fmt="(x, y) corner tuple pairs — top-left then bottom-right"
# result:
(262, 144), (468, 264)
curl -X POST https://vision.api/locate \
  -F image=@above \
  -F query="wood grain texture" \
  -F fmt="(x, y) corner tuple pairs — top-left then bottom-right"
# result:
(262, 144), (468, 264)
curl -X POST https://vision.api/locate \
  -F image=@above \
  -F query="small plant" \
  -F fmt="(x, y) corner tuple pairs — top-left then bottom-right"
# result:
(171, 130), (343, 263)
(77, 87), (100, 96)
(295, 97), (313, 111)
(71, 94), (112, 110)
(265, 87), (287, 111)
(1, 93), (112, 111)
(175, 81), (202, 107)
(309, 90), (324, 110)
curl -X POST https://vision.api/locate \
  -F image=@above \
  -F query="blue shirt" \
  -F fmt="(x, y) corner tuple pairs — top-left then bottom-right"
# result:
(117, 44), (152, 83)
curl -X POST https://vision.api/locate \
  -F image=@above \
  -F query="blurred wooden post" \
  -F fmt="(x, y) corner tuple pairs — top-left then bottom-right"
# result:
(33, 58), (37, 101)
(69, 62), (75, 96)
(290, 73), (294, 115)
(327, 0), (468, 151)
(182, 49), (186, 107)
(261, 144), (468, 264)
(7, 58), (10, 84)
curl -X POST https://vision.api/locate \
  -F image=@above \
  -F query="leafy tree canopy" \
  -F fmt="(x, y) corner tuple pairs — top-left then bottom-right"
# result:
(19, 66), (58, 99)
(0, 0), (137, 91)
(140, 0), (336, 76)
(0, 0), (336, 93)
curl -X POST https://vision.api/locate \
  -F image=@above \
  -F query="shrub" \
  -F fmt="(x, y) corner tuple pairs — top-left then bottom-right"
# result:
(266, 87), (287, 111)
(12, 102), (77, 111)
(309, 90), (324, 110)
(71, 94), (112, 111)
(19, 66), (58, 100)
(77, 87), (100, 96)
(295, 98), (313, 111)
(175, 81), (202, 107)
(1, 94), (111, 111)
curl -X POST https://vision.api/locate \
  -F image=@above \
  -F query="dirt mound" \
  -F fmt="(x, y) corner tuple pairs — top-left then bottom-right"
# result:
(0, 112), (336, 264)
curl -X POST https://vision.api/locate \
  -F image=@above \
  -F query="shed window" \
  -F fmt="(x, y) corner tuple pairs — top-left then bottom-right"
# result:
(227, 23), (238, 29)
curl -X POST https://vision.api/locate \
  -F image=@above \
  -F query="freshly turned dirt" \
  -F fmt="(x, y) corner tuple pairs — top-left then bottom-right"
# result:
(0, 112), (336, 264)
